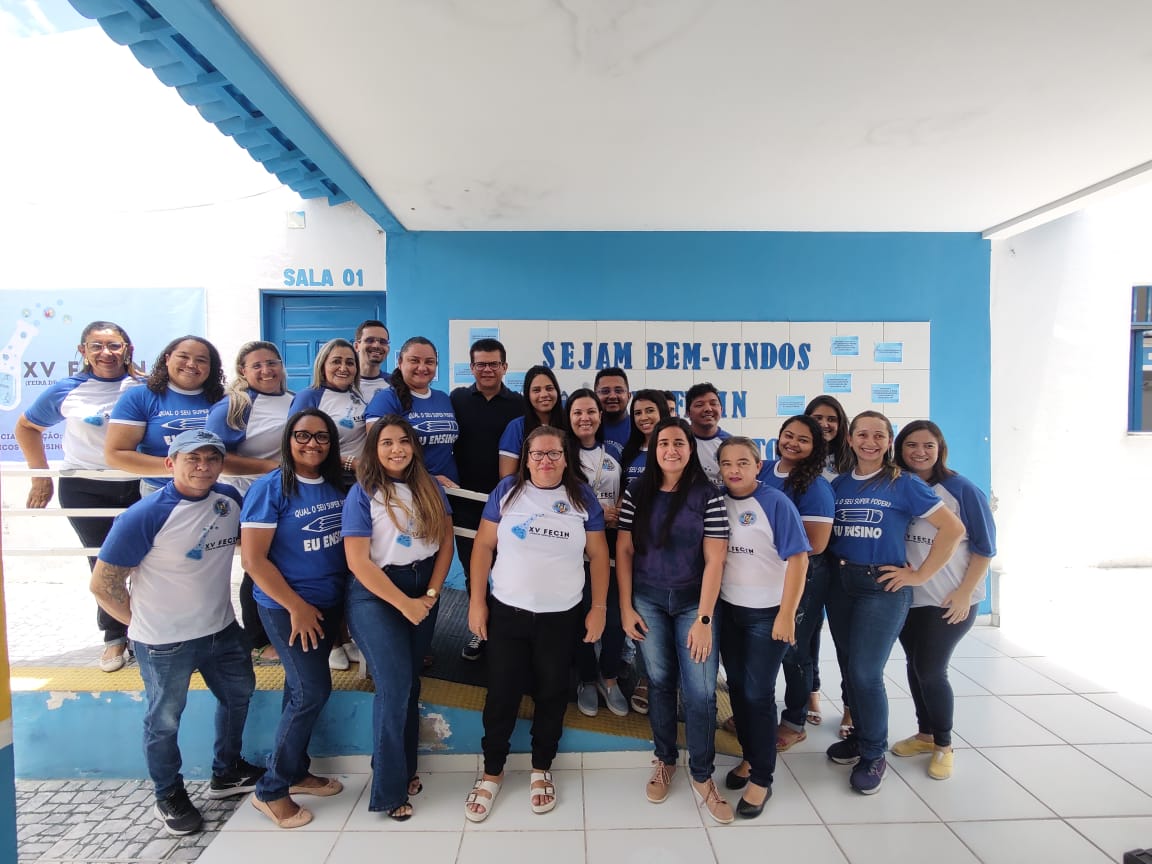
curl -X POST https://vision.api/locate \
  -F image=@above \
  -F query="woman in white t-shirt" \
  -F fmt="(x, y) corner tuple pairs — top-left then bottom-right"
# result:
(464, 426), (610, 823)
(889, 420), (996, 781)
(342, 415), (454, 820)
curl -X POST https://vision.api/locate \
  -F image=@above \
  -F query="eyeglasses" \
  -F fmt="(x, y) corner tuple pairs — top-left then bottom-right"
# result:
(85, 342), (126, 353)
(292, 431), (331, 444)
(471, 361), (504, 371)
(360, 337), (389, 346)
(596, 387), (628, 396)
(527, 449), (564, 463)
(245, 360), (282, 372)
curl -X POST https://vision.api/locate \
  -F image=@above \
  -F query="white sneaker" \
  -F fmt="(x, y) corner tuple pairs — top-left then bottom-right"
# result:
(343, 641), (362, 664)
(328, 645), (350, 671)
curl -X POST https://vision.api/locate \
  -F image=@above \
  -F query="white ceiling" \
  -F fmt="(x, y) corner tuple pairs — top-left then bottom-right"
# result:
(216, 0), (1152, 232)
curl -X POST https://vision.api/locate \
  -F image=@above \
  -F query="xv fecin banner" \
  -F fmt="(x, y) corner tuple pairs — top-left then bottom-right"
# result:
(0, 289), (206, 461)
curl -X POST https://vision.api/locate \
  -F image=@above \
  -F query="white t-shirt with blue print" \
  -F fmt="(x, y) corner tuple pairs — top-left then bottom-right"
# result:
(721, 482), (812, 608)
(341, 480), (452, 569)
(481, 475), (605, 613)
(206, 390), (294, 495)
(290, 387), (366, 460)
(24, 372), (141, 471)
(98, 482), (242, 645)
(905, 473), (997, 608)
(241, 470), (348, 610)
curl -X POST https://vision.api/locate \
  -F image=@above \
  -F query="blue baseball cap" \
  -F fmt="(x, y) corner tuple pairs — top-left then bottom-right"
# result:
(168, 429), (226, 457)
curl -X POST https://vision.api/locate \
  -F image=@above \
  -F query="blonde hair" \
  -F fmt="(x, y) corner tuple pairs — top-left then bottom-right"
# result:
(225, 341), (282, 430)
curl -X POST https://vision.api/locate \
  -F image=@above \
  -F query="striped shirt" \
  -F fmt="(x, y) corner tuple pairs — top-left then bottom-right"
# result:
(618, 479), (728, 591)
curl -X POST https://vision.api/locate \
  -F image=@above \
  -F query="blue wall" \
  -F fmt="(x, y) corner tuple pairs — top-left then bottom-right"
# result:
(386, 231), (992, 489)
(13, 691), (651, 779)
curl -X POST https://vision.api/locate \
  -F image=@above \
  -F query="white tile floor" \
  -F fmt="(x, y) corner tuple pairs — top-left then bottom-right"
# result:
(199, 626), (1152, 864)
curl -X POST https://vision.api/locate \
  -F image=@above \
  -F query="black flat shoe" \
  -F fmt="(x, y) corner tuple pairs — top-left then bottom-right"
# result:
(724, 767), (749, 790)
(736, 785), (772, 819)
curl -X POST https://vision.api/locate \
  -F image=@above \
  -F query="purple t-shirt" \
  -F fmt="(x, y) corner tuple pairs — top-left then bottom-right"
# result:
(617, 479), (728, 591)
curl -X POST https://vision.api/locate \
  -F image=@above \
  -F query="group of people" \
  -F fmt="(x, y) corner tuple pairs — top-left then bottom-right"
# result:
(15, 319), (995, 832)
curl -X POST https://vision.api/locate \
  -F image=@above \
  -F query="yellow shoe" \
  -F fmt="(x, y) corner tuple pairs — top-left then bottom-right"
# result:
(928, 748), (954, 780)
(891, 735), (935, 757)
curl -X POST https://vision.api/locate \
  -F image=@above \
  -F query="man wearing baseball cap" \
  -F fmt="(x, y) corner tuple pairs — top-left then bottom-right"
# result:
(91, 429), (262, 835)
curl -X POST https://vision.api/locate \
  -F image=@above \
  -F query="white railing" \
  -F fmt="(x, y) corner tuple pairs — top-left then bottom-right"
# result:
(1, 466), (487, 555)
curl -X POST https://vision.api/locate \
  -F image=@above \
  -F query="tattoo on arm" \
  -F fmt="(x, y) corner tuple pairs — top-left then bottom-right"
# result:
(94, 562), (132, 605)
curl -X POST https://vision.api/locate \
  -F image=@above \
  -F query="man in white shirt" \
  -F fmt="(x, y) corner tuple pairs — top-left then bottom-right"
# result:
(91, 429), (261, 836)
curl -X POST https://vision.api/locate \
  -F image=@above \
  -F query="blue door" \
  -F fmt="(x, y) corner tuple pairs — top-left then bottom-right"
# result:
(261, 291), (385, 392)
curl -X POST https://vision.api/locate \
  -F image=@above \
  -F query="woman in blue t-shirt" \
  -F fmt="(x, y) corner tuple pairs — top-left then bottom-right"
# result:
(617, 417), (731, 824)
(365, 337), (460, 487)
(890, 420), (996, 781)
(464, 425), (609, 823)
(106, 335), (225, 494)
(343, 415), (454, 821)
(496, 365), (567, 479)
(805, 394), (853, 733)
(15, 320), (144, 672)
(824, 411), (964, 796)
(617, 389), (671, 486)
(614, 389), (671, 714)
(716, 437), (811, 819)
(239, 408), (349, 828)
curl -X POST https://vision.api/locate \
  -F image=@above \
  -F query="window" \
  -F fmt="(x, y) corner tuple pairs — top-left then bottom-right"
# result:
(1130, 285), (1152, 432)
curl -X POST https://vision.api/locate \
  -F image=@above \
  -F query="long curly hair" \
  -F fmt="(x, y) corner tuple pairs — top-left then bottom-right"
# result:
(775, 415), (828, 499)
(146, 335), (225, 403)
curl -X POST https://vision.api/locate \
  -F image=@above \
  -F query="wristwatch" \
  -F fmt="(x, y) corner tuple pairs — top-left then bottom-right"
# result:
(698, 614), (711, 625)
(425, 588), (439, 600)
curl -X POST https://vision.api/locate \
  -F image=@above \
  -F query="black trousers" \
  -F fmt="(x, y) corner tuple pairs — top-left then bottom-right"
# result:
(58, 476), (140, 644)
(481, 597), (582, 776)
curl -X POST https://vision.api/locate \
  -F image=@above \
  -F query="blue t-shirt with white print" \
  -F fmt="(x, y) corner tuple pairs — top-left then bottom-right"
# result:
(241, 469), (348, 610)
(829, 469), (942, 565)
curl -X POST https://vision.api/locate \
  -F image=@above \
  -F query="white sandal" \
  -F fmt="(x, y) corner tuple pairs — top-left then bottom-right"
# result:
(529, 770), (556, 814)
(464, 778), (502, 823)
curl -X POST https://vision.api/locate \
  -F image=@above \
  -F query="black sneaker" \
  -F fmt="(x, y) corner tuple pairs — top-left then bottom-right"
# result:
(208, 758), (265, 799)
(154, 787), (203, 835)
(461, 634), (485, 661)
(850, 755), (886, 794)
(826, 735), (861, 765)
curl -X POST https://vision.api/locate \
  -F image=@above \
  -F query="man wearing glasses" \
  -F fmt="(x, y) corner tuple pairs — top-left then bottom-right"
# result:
(594, 367), (632, 462)
(451, 339), (524, 660)
(353, 320), (391, 400)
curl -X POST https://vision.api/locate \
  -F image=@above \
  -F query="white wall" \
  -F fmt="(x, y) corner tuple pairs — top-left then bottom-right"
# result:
(991, 184), (1152, 570)
(0, 26), (385, 367)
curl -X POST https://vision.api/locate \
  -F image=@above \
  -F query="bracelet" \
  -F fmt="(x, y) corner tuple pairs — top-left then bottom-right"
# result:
(592, 604), (608, 609)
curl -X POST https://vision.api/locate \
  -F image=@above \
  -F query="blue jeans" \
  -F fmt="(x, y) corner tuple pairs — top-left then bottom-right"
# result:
(346, 557), (438, 812)
(134, 621), (255, 799)
(255, 604), (340, 802)
(633, 584), (719, 782)
(718, 600), (790, 788)
(780, 553), (830, 730)
(824, 560), (912, 761)
(898, 604), (978, 747)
